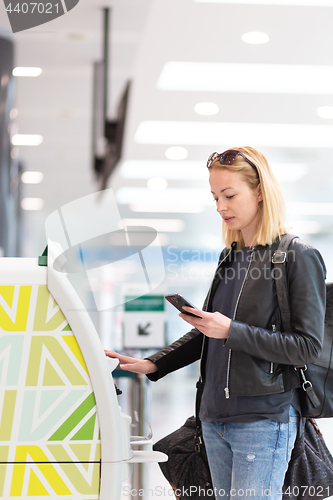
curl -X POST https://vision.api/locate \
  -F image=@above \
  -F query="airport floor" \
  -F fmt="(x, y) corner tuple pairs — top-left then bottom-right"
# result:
(121, 369), (333, 500)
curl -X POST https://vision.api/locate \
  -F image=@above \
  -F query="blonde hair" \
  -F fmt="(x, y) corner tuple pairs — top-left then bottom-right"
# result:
(208, 146), (288, 249)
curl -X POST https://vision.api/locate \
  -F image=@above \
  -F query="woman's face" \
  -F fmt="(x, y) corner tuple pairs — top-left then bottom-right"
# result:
(209, 168), (262, 246)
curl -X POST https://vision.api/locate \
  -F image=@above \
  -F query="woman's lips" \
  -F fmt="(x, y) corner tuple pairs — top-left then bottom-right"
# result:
(223, 216), (234, 223)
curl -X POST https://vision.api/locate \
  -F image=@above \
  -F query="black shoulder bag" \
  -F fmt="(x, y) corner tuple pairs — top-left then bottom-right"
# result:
(272, 233), (333, 418)
(273, 234), (333, 500)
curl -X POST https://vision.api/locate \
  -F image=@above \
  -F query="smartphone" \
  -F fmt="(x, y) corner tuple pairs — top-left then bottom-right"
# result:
(165, 294), (202, 318)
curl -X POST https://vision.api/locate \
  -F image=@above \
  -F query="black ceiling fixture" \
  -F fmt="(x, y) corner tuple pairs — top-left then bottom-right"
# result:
(92, 8), (131, 190)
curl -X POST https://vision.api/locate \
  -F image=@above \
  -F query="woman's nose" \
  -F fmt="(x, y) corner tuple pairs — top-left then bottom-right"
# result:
(216, 200), (227, 213)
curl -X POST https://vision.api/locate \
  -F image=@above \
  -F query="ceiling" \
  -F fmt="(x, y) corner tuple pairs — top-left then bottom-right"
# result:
(1, 0), (333, 274)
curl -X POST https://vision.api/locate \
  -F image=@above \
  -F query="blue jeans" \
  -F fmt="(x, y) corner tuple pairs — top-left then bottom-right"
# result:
(201, 405), (298, 500)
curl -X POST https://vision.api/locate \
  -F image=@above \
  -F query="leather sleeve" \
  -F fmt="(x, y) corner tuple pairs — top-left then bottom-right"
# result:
(145, 328), (203, 381)
(224, 242), (326, 367)
(144, 246), (228, 381)
(145, 261), (221, 381)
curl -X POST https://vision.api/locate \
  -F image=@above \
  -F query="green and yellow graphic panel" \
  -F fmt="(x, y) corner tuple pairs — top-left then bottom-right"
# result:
(0, 285), (101, 498)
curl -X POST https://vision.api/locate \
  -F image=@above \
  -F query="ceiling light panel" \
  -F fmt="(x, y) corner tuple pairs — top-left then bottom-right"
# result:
(135, 121), (333, 148)
(317, 106), (333, 119)
(123, 218), (185, 232)
(165, 146), (188, 160)
(21, 171), (44, 184)
(122, 160), (307, 182)
(241, 32), (269, 44)
(116, 187), (212, 205)
(194, 102), (219, 115)
(12, 67), (42, 77)
(129, 204), (205, 213)
(121, 161), (208, 180)
(194, 0), (333, 4)
(12, 134), (43, 146)
(21, 198), (44, 210)
(147, 177), (168, 191)
(157, 62), (333, 94)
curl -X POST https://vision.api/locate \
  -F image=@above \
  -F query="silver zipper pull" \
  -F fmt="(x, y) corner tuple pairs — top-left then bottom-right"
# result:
(224, 387), (230, 399)
(270, 362), (274, 374)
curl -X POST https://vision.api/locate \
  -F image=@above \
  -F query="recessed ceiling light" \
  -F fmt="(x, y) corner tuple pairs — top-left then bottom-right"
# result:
(129, 204), (205, 213)
(12, 67), (42, 77)
(317, 106), (333, 119)
(165, 146), (188, 160)
(194, 0), (333, 4)
(135, 121), (333, 148)
(12, 134), (43, 146)
(21, 171), (44, 184)
(157, 62), (333, 94)
(194, 102), (219, 115)
(21, 198), (44, 210)
(241, 32), (269, 44)
(123, 218), (185, 232)
(121, 160), (207, 180)
(147, 177), (168, 191)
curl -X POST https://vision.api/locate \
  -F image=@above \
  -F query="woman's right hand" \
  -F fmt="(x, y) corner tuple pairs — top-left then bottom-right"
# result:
(104, 350), (158, 375)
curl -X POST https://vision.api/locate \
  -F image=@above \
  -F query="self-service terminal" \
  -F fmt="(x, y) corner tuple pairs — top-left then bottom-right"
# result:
(0, 241), (167, 500)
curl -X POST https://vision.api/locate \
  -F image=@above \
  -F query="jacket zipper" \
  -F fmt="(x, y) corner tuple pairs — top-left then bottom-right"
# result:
(224, 249), (254, 399)
(270, 324), (277, 373)
(199, 248), (233, 382)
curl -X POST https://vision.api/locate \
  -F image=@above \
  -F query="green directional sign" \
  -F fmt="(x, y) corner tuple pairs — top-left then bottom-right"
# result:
(124, 295), (164, 312)
(123, 295), (166, 349)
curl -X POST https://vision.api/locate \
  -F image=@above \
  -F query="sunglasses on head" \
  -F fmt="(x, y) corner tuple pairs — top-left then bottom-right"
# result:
(207, 150), (258, 175)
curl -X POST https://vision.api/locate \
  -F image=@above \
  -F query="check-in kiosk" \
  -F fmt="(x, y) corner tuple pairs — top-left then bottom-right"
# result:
(0, 241), (166, 499)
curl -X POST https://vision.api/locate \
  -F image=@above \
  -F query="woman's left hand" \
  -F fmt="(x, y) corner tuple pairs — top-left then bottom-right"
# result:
(179, 307), (231, 339)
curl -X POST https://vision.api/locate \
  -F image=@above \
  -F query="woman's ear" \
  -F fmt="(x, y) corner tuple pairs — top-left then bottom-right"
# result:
(257, 183), (263, 202)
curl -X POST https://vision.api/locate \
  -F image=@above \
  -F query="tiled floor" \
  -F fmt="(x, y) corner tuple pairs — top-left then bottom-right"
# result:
(121, 369), (333, 499)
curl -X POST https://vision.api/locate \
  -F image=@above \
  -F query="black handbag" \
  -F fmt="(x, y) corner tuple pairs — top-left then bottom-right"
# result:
(282, 418), (333, 500)
(152, 381), (214, 499)
(273, 233), (333, 418)
(154, 413), (333, 500)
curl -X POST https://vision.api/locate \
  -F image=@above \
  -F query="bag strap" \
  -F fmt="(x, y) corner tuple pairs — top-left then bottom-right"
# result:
(272, 233), (297, 332)
(272, 233), (320, 410)
(195, 380), (204, 428)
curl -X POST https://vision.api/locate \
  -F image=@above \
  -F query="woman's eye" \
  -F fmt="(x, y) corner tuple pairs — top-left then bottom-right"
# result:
(226, 195), (234, 200)
(213, 198), (218, 203)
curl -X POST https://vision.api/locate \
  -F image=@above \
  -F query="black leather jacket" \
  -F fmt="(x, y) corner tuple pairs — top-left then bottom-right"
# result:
(147, 236), (326, 397)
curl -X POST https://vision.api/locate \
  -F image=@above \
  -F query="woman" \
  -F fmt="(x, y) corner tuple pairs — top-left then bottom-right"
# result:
(106, 147), (326, 499)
